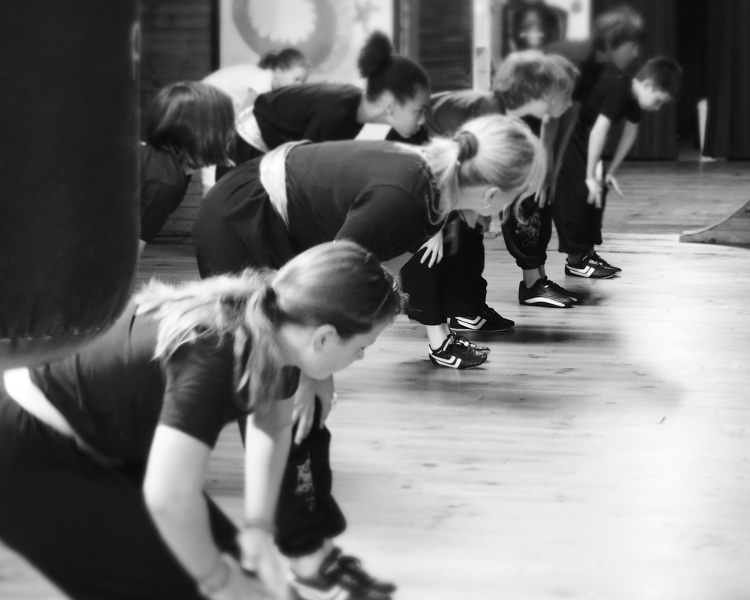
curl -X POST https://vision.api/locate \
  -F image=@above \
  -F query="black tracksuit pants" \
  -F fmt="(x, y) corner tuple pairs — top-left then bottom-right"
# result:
(551, 123), (607, 255)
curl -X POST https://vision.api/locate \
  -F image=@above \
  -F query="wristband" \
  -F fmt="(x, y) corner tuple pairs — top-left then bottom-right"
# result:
(243, 517), (276, 535)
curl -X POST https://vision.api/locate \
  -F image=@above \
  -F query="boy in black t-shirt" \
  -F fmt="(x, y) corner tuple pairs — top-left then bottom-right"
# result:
(554, 58), (682, 278)
(539, 5), (644, 285)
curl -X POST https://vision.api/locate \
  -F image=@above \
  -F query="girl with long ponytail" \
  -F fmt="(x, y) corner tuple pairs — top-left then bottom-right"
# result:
(0, 242), (401, 600)
(194, 111), (545, 599)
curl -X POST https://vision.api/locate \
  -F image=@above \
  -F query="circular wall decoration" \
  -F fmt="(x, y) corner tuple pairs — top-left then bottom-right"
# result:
(232, 0), (355, 71)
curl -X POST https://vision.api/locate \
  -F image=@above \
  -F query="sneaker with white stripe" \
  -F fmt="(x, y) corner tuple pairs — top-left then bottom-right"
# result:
(565, 254), (618, 279)
(428, 332), (488, 369)
(290, 548), (395, 600)
(448, 306), (514, 332)
(518, 278), (573, 308)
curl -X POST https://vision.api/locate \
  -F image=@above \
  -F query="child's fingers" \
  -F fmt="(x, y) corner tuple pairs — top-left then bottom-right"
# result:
(609, 178), (624, 196)
(294, 406), (313, 444)
(319, 393), (336, 427)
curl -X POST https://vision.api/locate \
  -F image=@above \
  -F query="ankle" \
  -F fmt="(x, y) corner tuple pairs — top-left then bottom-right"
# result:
(522, 269), (543, 288)
(426, 324), (450, 349)
(290, 541), (334, 578)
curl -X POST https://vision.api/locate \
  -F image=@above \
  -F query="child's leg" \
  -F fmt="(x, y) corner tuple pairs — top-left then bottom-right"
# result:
(441, 218), (515, 331)
(552, 130), (617, 279)
(400, 245), (488, 369)
(275, 400), (346, 560)
(502, 196), (575, 307)
(277, 400), (395, 599)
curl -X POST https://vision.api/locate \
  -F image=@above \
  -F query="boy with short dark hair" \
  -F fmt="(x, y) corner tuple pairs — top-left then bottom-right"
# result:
(554, 57), (682, 278)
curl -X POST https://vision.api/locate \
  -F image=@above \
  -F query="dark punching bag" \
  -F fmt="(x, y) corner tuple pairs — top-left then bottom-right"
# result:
(0, 1), (140, 369)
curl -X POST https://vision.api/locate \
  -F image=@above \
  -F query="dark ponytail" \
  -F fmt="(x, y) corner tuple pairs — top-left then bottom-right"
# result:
(357, 31), (429, 103)
(258, 48), (309, 71)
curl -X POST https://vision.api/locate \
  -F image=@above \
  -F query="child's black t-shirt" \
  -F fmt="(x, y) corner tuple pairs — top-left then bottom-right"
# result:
(254, 83), (364, 150)
(579, 74), (642, 132)
(544, 39), (606, 106)
(284, 141), (444, 261)
(29, 303), (299, 462)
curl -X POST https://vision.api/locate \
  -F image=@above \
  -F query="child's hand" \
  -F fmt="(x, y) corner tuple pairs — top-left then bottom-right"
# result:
(419, 230), (444, 268)
(605, 174), (624, 197)
(586, 177), (604, 209)
(237, 531), (290, 600)
(292, 374), (316, 444)
(535, 187), (550, 207)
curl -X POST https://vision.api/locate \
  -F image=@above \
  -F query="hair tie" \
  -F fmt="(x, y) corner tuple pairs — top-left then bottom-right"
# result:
(454, 130), (479, 164)
(259, 283), (281, 323)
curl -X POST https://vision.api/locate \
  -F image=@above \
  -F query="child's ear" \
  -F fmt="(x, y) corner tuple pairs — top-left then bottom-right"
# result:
(311, 324), (338, 352)
(379, 90), (396, 115)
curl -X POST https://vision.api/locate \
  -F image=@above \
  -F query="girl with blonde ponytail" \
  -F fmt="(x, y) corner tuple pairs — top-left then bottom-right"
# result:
(389, 51), (580, 370)
(0, 242), (401, 600)
(194, 111), (545, 598)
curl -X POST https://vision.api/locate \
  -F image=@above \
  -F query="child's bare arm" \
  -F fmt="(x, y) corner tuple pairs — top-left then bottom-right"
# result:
(605, 121), (639, 195)
(586, 114), (612, 207)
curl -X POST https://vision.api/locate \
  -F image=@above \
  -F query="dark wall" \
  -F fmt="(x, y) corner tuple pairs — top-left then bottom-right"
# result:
(416, 0), (473, 92)
(674, 0), (709, 149)
(138, 0), (215, 235)
(139, 0), (215, 136)
(704, 0), (750, 159)
(593, 0), (678, 160)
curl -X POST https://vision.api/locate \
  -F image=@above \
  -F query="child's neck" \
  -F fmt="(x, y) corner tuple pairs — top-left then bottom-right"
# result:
(594, 49), (609, 64)
(357, 92), (386, 125)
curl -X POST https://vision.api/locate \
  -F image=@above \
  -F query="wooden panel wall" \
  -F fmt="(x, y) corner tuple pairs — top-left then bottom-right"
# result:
(139, 0), (215, 237)
(416, 0), (473, 92)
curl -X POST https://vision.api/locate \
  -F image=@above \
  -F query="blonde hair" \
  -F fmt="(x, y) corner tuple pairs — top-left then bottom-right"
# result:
(134, 242), (404, 414)
(417, 114), (547, 219)
(493, 50), (579, 109)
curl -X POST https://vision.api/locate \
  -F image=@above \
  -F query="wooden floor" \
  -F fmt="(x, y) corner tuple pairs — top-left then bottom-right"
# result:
(2, 161), (750, 600)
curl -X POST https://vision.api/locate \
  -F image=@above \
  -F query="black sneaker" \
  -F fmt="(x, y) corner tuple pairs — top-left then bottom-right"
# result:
(589, 252), (622, 273)
(546, 279), (580, 303)
(452, 333), (490, 353)
(565, 254), (618, 279)
(449, 306), (515, 332)
(429, 332), (488, 369)
(290, 547), (395, 600)
(518, 278), (573, 308)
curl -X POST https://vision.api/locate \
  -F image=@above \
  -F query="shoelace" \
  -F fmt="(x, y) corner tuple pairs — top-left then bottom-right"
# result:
(325, 554), (380, 586)
(587, 253), (615, 269)
(450, 333), (489, 353)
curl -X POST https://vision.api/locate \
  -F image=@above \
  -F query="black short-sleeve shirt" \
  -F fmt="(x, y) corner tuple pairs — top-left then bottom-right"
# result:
(578, 74), (642, 131)
(139, 144), (191, 243)
(284, 141), (444, 261)
(29, 303), (299, 463)
(254, 83), (364, 150)
(544, 39), (606, 106)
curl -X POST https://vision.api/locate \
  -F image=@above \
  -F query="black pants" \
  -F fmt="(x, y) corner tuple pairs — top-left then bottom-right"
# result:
(500, 195), (553, 271)
(0, 391), (239, 600)
(276, 400), (346, 557)
(400, 215), (488, 326)
(198, 218), (346, 559)
(551, 124), (607, 255)
(238, 399), (346, 557)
